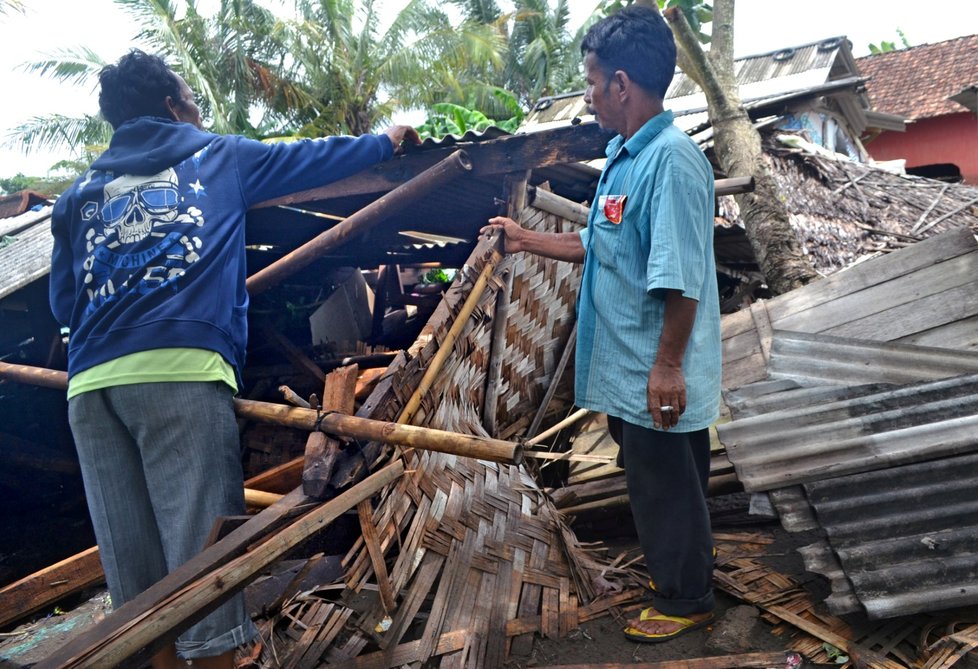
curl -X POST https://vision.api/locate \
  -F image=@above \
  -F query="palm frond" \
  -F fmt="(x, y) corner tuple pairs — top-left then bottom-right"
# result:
(19, 46), (108, 88)
(5, 114), (112, 156)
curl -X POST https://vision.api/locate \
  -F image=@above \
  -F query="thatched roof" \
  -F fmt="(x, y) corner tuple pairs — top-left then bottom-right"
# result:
(715, 132), (978, 285)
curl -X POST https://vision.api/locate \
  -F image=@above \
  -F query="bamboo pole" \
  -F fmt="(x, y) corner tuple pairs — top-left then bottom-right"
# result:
(0, 361), (284, 507)
(526, 408), (590, 446)
(398, 249), (502, 426)
(246, 150), (473, 295)
(0, 361), (522, 465)
(37, 461), (405, 669)
(235, 398), (521, 465)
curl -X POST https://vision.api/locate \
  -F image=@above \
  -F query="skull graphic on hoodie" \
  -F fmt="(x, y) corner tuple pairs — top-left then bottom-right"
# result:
(79, 161), (206, 315)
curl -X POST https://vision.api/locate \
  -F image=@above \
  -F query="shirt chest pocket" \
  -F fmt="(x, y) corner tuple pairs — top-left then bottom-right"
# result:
(590, 200), (629, 268)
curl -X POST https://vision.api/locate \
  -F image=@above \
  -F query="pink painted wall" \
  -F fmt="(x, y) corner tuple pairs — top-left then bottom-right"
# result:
(866, 112), (978, 185)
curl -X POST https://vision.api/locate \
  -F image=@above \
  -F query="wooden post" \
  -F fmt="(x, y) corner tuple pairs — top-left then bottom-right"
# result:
(482, 175), (525, 434)
(302, 365), (359, 498)
(246, 150), (473, 295)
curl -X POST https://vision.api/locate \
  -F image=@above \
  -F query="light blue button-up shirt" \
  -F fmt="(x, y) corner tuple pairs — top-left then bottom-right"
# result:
(575, 110), (721, 431)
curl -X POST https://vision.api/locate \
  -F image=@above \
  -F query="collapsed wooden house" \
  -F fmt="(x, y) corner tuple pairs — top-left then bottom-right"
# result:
(3, 89), (978, 666)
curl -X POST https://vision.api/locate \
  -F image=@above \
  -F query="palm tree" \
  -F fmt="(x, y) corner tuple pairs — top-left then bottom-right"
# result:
(288, 0), (506, 136)
(7, 0), (298, 159)
(450, 0), (588, 111)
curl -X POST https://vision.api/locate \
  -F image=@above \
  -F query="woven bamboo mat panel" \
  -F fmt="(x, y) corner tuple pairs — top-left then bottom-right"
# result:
(487, 193), (582, 436)
(253, 221), (636, 667)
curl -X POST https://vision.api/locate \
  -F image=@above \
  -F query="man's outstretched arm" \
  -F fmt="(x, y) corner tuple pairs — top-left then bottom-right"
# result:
(483, 216), (586, 263)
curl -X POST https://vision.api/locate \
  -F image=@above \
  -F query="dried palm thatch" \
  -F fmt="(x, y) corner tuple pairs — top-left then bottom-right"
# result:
(715, 131), (978, 284)
(247, 183), (642, 668)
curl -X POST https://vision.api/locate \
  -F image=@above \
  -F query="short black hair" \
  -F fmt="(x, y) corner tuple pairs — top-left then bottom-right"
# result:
(580, 5), (677, 99)
(98, 49), (182, 129)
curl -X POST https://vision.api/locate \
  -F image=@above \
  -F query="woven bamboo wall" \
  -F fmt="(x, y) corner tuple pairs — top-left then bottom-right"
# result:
(488, 196), (582, 434)
(303, 189), (609, 667)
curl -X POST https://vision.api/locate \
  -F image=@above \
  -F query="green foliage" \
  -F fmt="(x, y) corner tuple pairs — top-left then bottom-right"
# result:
(0, 170), (80, 197)
(422, 268), (450, 284)
(868, 28), (911, 54)
(822, 642), (849, 664)
(417, 89), (524, 139)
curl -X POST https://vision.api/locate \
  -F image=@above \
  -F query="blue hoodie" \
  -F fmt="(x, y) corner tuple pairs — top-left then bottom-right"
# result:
(50, 117), (393, 381)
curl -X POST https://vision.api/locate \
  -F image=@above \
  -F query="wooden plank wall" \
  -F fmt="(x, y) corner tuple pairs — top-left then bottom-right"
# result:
(722, 227), (978, 390)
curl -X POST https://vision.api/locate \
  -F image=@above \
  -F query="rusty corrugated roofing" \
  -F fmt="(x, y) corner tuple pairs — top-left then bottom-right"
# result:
(857, 34), (978, 120)
(0, 207), (54, 301)
(796, 450), (978, 619)
(719, 327), (978, 620)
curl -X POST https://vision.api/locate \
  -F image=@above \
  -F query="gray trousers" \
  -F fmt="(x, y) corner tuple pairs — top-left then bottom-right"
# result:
(608, 416), (715, 616)
(68, 381), (257, 659)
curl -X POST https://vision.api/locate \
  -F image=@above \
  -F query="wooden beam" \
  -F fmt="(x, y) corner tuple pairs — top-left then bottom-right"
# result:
(0, 547), (103, 630)
(237, 396), (522, 465)
(303, 365), (358, 498)
(36, 462), (404, 669)
(252, 123), (612, 208)
(0, 361), (523, 465)
(528, 652), (791, 668)
(33, 486), (307, 668)
(246, 150), (473, 295)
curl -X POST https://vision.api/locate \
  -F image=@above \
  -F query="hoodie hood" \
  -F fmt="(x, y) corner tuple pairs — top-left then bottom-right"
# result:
(92, 117), (217, 176)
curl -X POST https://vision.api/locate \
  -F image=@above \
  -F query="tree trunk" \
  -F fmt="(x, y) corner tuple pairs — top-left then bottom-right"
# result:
(661, 1), (818, 295)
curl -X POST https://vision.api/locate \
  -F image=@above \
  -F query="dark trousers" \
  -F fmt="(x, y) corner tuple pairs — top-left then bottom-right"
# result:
(608, 416), (715, 616)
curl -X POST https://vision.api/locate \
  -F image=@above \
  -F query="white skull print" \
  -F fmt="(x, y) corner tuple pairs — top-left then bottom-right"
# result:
(101, 168), (181, 244)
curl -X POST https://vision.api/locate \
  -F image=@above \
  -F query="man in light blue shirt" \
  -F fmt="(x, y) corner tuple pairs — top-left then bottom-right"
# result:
(485, 4), (720, 645)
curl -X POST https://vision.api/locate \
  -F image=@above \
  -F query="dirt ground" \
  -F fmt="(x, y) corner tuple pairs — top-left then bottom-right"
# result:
(500, 494), (828, 669)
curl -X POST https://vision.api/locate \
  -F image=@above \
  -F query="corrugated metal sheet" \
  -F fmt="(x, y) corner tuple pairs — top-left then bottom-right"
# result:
(523, 36), (871, 147)
(668, 37), (850, 99)
(0, 207), (53, 300)
(766, 330), (978, 386)
(721, 329), (978, 619)
(797, 451), (978, 618)
(720, 372), (978, 491)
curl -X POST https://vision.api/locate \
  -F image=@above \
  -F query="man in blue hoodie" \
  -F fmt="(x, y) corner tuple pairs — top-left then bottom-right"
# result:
(49, 49), (420, 669)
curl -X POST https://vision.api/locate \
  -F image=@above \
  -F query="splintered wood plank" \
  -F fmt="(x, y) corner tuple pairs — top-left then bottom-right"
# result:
(0, 546), (104, 629)
(326, 629), (468, 669)
(303, 365), (359, 498)
(528, 652), (791, 668)
(35, 463), (403, 669)
(777, 253), (978, 336)
(764, 227), (977, 325)
(245, 456), (304, 494)
(357, 499), (396, 614)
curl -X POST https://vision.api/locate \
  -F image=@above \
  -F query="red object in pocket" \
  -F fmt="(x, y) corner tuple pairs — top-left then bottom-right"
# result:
(603, 194), (627, 224)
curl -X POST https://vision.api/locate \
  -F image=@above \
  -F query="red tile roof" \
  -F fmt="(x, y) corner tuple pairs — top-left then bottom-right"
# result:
(0, 190), (50, 220)
(856, 34), (978, 120)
